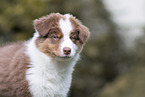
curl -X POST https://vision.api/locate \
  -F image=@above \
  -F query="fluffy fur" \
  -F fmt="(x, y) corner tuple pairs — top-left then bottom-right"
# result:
(0, 13), (90, 97)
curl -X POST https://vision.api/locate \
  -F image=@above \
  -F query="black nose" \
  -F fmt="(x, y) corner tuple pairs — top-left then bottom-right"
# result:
(63, 47), (71, 55)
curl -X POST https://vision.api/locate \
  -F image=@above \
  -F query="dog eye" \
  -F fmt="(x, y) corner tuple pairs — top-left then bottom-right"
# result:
(51, 36), (59, 39)
(48, 33), (59, 40)
(50, 35), (59, 40)
(70, 32), (79, 40)
(70, 36), (79, 40)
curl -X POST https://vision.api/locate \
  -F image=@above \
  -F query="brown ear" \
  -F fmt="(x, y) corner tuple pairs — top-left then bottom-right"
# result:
(33, 13), (62, 37)
(33, 19), (50, 37)
(79, 25), (90, 44)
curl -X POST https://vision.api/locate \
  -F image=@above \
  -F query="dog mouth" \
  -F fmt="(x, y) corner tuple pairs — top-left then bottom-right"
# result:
(50, 52), (72, 59)
(49, 50), (74, 59)
(55, 54), (74, 59)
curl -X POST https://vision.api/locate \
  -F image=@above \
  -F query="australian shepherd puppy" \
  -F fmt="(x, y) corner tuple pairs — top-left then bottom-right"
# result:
(0, 13), (90, 97)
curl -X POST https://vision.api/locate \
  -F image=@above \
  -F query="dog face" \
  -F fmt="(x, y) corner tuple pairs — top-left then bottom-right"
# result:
(33, 13), (90, 59)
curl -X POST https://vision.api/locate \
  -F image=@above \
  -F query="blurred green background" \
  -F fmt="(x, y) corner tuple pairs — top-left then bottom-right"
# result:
(0, 0), (145, 97)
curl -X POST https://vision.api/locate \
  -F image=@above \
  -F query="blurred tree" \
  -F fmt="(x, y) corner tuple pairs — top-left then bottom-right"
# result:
(98, 32), (145, 97)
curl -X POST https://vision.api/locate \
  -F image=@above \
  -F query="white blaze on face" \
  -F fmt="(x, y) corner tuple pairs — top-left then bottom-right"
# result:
(59, 14), (78, 57)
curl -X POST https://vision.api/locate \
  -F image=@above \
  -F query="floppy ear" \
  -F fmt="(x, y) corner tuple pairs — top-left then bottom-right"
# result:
(33, 13), (61, 37)
(79, 25), (90, 44)
(33, 18), (51, 37)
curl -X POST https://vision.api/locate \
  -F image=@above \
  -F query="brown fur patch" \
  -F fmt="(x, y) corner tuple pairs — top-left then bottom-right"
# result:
(35, 37), (61, 58)
(0, 42), (31, 97)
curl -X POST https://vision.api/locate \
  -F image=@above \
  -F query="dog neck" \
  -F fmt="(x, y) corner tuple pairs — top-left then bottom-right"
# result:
(25, 32), (80, 97)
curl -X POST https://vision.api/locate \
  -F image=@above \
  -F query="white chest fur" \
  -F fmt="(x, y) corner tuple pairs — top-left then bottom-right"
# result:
(25, 33), (79, 97)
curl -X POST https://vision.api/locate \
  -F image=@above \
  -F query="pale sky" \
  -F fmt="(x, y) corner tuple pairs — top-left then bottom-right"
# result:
(102, 0), (145, 48)
(103, 0), (145, 26)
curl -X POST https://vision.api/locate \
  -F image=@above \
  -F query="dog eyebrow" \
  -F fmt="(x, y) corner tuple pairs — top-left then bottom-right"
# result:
(49, 27), (62, 37)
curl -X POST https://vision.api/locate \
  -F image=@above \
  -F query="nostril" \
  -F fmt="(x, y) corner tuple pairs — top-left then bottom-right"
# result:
(63, 47), (71, 55)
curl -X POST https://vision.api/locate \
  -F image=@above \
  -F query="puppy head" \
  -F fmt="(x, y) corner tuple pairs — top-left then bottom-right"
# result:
(33, 13), (90, 59)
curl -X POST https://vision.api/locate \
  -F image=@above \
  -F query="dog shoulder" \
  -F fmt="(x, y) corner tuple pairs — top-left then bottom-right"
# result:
(0, 41), (31, 97)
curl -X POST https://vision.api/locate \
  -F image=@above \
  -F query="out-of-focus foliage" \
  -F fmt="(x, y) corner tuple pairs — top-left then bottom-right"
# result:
(99, 65), (145, 97)
(99, 33), (145, 97)
(0, 0), (49, 42)
(0, 0), (144, 97)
